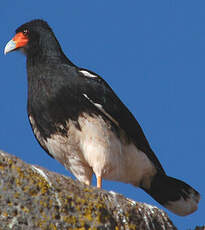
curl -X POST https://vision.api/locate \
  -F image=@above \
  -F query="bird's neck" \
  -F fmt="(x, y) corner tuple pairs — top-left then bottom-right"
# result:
(26, 51), (74, 103)
(26, 33), (74, 66)
(26, 49), (74, 70)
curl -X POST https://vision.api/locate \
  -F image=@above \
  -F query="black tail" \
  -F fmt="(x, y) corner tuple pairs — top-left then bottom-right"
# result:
(141, 173), (200, 216)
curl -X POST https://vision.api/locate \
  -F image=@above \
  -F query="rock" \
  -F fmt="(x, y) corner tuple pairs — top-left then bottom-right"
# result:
(0, 150), (177, 229)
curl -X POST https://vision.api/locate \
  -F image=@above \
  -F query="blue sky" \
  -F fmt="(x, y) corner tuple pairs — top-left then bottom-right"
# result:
(0, 1), (204, 229)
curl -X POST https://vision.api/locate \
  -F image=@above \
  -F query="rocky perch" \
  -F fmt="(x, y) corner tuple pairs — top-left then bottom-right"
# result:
(0, 150), (202, 230)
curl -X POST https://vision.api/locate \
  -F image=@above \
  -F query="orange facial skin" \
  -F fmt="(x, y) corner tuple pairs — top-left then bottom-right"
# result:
(12, 32), (29, 49)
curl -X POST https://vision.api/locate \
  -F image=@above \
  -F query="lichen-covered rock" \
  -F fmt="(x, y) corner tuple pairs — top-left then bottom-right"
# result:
(0, 150), (176, 230)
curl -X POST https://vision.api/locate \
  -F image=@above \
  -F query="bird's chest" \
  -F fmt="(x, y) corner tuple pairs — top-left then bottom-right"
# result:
(28, 112), (82, 162)
(27, 84), (84, 141)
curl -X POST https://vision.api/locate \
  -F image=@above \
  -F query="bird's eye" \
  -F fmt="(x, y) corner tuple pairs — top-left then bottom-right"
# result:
(23, 29), (29, 36)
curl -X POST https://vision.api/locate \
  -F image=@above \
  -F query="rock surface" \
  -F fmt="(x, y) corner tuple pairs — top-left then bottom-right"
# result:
(0, 150), (193, 229)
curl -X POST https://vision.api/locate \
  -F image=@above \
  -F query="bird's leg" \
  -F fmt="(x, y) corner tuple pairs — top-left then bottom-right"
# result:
(97, 176), (102, 188)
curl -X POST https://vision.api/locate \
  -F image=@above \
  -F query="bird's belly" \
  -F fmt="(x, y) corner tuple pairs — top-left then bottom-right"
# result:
(30, 113), (156, 187)
(78, 113), (156, 186)
(102, 144), (156, 186)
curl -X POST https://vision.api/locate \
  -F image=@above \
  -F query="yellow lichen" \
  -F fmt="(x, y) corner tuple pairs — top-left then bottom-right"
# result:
(84, 209), (93, 222)
(7, 201), (12, 206)
(49, 223), (57, 230)
(49, 199), (53, 207)
(3, 212), (8, 217)
(14, 192), (20, 199)
(0, 163), (5, 170)
(21, 206), (29, 213)
(15, 177), (22, 187)
(62, 215), (77, 224)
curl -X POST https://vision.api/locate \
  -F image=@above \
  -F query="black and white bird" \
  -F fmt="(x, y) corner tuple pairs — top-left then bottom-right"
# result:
(4, 19), (200, 216)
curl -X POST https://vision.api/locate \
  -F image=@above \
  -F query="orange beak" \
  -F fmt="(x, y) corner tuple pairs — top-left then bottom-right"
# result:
(4, 32), (29, 55)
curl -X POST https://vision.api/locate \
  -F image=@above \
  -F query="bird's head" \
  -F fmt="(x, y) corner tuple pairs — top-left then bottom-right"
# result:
(4, 19), (62, 57)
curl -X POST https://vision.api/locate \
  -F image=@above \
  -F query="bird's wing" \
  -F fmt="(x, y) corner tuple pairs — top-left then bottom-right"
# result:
(78, 69), (165, 173)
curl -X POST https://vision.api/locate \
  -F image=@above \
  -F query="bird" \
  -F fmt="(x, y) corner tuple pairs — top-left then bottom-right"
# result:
(4, 19), (200, 216)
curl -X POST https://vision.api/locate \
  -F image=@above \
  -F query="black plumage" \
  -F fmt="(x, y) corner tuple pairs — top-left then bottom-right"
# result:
(4, 19), (200, 216)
